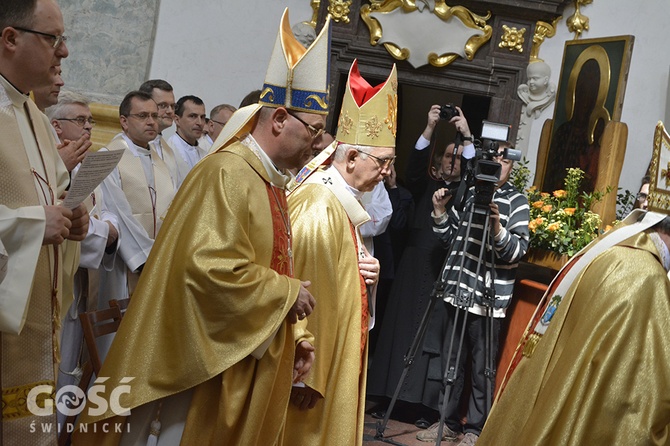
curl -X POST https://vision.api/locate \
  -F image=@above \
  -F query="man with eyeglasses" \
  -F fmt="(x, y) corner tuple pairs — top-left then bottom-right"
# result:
(96, 90), (178, 315)
(207, 103), (237, 144)
(0, 0), (90, 443)
(283, 60), (394, 445)
(75, 10), (325, 445)
(47, 90), (120, 429)
(139, 78), (189, 189)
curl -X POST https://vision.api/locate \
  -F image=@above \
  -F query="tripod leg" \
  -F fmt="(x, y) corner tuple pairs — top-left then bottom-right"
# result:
(434, 307), (470, 446)
(375, 280), (443, 439)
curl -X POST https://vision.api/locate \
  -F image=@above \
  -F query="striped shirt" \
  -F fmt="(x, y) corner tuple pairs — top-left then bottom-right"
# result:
(432, 182), (529, 318)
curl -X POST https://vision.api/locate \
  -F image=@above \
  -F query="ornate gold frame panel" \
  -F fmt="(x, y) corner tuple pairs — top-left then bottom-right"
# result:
(536, 35), (634, 194)
(647, 121), (670, 214)
(360, 0), (492, 68)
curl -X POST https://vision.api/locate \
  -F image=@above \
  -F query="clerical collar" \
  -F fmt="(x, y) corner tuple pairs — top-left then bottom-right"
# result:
(176, 131), (199, 148)
(120, 133), (151, 156)
(327, 165), (364, 201)
(240, 134), (291, 188)
(0, 74), (29, 108)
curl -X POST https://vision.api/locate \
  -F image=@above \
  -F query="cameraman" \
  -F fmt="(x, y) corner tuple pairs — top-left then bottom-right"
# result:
(368, 104), (477, 424)
(418, 143), (529, 445)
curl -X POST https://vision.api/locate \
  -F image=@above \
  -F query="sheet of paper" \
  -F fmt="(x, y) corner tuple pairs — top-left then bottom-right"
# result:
(62, 149), (124, 209)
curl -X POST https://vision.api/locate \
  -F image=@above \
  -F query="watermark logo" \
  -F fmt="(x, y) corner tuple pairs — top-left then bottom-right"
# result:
(27, 377), (134, 417)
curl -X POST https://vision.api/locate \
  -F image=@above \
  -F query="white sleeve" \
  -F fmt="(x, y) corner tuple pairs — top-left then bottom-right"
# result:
(0, 205), (46, 333)
(359, 182), (392, 238)
(415, 135), (431, 150)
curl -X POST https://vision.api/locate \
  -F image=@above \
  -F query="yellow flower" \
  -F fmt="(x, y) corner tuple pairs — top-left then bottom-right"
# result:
(547, 222), (561, 232)
(540, 192), (550, 199)
(532, 200), (544, 208)
(564, 207), (576, 216)
(553, 190), (567, 198)
(528, 185), (537, 193)
(542, 204), (553, 213)
(604, 224), (613, 232)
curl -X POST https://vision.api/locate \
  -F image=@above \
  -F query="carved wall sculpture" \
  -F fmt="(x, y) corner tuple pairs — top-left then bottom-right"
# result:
(312, 0), (573, 144)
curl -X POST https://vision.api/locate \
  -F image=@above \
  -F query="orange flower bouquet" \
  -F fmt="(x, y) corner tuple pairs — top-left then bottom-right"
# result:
(525, 168), (610, 257)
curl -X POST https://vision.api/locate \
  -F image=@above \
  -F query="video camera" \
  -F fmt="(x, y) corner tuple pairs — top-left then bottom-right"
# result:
(470, 121), (522, 209)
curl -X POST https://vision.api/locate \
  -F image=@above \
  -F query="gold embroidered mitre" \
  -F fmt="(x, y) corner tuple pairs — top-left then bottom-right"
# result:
(648, 121), (670, 215)
(211, 9), (331, 152)
(336, 59), (397, 148)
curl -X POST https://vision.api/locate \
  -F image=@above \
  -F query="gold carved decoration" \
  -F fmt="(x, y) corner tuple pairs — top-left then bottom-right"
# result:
(328, 0), (352, 23)
(567, 0), (593, 39)
(499, 25), (526, 53)
(530, 18), (560, 62)
(565, 45), (611, 144)
(308, 0), (320, 28)
(360, 0), (492, 68)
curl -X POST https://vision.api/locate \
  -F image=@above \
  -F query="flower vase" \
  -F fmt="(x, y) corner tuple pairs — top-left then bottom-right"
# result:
(525, 247), (569, 272)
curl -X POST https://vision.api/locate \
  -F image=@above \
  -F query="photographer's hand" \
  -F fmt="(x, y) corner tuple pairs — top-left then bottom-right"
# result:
(421, 105), (442, 140)
(450, 106), (472, 139)
(432, 187), (452, 216)
(489, 202), (502, 238)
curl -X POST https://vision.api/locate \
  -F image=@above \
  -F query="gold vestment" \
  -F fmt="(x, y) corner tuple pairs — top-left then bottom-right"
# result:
(283, 172), (369, 446)
(479, 232), (670, 445)
(74, 142), (303, 445)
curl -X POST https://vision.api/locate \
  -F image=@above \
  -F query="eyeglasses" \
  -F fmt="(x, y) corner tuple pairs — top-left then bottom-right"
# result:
(356, 149), (396, 169)
(156, 102), (175, 111)
(636, 192), (648, 202)
(13, 26), (67, 49)
(126, 112), (159, 121)
(287, 110), (324, 140)
(210, 118), (228, 127)
(57, 117), (96, 127)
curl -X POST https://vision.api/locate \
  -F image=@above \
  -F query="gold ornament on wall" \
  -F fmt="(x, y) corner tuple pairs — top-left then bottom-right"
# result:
(308, 0), (321, 28)
(567, 0), (593, 39)
(499, 25), (526, 53)
(530, 18), (560, 62)
(328, 0), (352, 23)
(360, 0), (492, 68)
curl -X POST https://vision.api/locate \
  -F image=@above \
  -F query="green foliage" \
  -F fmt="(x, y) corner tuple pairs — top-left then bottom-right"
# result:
(615, 187), (636, 221)
(510, 157), (532, 192)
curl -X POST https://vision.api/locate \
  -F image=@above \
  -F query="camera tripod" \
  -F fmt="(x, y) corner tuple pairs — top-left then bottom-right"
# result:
(374, 197), (499, 446)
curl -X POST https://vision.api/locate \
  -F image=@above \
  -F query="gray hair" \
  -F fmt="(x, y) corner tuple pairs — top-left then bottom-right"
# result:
(653, 215), (670, 236)
(334, 142), (372, 162)
(210, 103), (237, 119)
(46, 90), (91, 120)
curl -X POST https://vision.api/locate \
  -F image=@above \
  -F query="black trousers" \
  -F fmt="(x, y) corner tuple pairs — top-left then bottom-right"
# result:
(438, 303), (501, 435)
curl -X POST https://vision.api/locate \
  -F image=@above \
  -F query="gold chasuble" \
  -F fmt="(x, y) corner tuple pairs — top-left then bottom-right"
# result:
(283, 167), (371, 446)
(74, 140), (304, 445)
(479, 232), (670, 445)
(0, 80), (70, 444)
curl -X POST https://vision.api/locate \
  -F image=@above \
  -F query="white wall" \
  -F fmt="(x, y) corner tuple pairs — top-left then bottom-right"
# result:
(523, 1), (670, 195)
(150, 1), (670, 194)
(148, 0), (313, 114)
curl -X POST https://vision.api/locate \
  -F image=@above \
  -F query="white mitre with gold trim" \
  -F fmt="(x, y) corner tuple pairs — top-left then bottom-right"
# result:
(648, 121), (670, 215)
(336, 59), (398, 148)
(210, 8), (331, 152)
